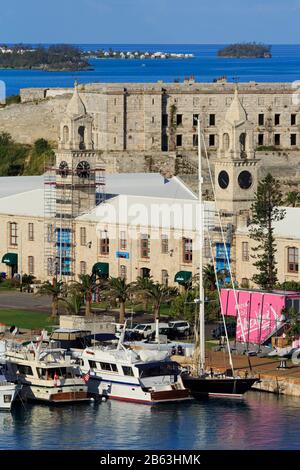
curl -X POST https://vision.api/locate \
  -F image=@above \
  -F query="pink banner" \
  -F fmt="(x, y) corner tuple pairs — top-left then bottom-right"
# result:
(221, 289), (288, 344)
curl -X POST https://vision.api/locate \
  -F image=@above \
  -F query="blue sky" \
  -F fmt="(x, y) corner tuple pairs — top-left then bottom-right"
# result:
(1, 0), (299, 43)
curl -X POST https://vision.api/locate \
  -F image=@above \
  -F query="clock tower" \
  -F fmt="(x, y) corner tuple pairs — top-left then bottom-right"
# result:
(215, 88), (258, 215)
(46, 82), (105, 279)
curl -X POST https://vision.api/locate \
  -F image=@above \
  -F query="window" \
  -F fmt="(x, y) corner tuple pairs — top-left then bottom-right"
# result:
(176, 134), (182, 147)
(18, 365), (33, 376)
(258, 97), (264, 106)
(193, 114), (199, 126)
(100, 231), (109, 255)
(274, 114), (280, 126)
(114, 116), (117, 124)
(122, 366), (134, 376)
(274, 134), (281, 146)
(141, 234), (150, 258)
(161, 269), (169, 286)
(204, 238), (211, 258)
(258, 133), (264, 146)
(209, 134), (215, 147)
(120, 231), (127, 250)
(162, 114), (168, 126)
(9, 222), (17, 246)
(47, 224), (54, 243)
(241, 278), (250, 288)
(88, 360), (97, 369)
(3, 395), (12, 403)
(28, 256), (34, 275)
(80, 227), (86, 246)
(119, 265), (127, 279)
(47, 257), (53, 276)
(151, 116), (155, 124)
(193, 134), (198, 147)
(291, 114), (297, 126)
(291, 134), (297, 146)
(176, 114), (183, 126)
(209, 114), (215, 126)
(288, 247), (299, 273)
(258, 114), (264, 126)
(242, 242), (249, 261)
(100, 362), (118, 372)
(80, 261), (87, 275)
(161, 234), (169, 254)
(183, 238), (192, 263)
(28, 223), (34, 241)
(152, 98), (155, 105)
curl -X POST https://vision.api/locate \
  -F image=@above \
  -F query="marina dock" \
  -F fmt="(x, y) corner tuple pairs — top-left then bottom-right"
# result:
(174, 350), (300, 398)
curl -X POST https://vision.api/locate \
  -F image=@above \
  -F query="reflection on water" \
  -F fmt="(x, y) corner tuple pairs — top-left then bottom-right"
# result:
(1, 392), (300, 449)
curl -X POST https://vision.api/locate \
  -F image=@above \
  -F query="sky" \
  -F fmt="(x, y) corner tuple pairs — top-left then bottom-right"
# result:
(0, 0), (300, 44)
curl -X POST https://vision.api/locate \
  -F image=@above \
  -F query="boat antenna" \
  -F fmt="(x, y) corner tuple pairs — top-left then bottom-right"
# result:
(197, 118), (205, 375)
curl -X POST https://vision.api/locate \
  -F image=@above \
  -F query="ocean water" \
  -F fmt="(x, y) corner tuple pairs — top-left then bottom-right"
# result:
(1, 392), (300, 450)
(2, 44), (300, 96)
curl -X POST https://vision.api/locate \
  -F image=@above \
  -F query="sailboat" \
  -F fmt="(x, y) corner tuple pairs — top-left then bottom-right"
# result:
(181, 119), (259, 398)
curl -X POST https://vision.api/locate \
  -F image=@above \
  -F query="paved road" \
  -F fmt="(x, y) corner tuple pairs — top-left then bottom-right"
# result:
(0, 291), (51, 313)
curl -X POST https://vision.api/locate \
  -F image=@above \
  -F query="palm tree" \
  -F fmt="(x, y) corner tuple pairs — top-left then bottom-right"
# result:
(143, 282), (178, 321)
(203, 264), (216, 291)
(105, 277), (133, 323)
(37, 278), (65, 318)
(134, 275), (154, 311)
(285, 191), (300, 207)
(72, 274), (98, 317)
(59, 291), (84, 316)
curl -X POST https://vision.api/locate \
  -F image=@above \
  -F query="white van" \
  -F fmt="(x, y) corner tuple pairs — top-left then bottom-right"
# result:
(131, 322), (169, 339)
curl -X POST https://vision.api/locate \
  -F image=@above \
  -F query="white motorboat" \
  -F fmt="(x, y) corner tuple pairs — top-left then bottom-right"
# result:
(80, 334), (191, 404)
(5, 341), (91, 404)
(0, 365), (18, 411)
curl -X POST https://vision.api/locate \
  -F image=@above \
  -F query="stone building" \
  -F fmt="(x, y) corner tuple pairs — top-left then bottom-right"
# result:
(0, 84), (299, 288)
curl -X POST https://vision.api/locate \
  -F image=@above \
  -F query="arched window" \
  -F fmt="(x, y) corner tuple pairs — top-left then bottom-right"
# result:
(78, 126), (85, 150)
(63, 125), (69, 143)
(240, 132), (247, 157)
(223, 133), (230, 150)
(161, 270), (169, 286)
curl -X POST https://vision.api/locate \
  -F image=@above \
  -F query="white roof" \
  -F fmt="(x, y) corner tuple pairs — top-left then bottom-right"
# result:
(237, 207), (300, 239)
(0, 189), (44, 217)
(77, 194), (215, 232)
(0, 173), (196, 201)
(0, 176), (43, 198)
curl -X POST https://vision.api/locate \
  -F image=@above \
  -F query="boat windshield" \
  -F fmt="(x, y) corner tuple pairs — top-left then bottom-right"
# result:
(37, 367), (74, 380)
(136, 361), (179, 378)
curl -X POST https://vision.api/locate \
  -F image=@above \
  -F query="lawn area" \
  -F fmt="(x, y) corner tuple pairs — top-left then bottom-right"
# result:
(0, 309), (56, 330)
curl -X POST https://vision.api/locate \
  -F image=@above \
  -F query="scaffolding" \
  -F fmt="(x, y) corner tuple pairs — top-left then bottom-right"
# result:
(44, 154), (105, 281)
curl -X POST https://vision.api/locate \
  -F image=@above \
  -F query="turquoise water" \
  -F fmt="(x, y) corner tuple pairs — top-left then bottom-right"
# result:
(2, 44), (300, 96)
(1, 392), (300, 450)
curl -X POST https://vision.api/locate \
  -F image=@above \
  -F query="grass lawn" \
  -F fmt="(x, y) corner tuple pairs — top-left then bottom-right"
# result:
(0, 308), (56, 330)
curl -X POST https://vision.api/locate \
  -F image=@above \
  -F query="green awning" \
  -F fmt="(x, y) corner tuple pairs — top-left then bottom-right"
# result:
(174, 271), (192, 285)
(92, 262), (109, 278)
(2, 253), (18, 266)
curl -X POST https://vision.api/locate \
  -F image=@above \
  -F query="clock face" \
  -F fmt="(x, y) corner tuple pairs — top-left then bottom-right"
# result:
(58, 160), (69, 178)
(76, 161), (91, 179)
(218, 170), (230, 189)
(238, 170), (252, 189)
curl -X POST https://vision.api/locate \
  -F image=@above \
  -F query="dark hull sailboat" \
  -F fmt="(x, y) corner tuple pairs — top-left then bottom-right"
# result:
(182, 375), (259, 399)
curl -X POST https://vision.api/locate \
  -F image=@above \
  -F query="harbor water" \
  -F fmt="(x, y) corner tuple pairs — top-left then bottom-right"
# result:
(2, 44), (300, 96)
(1, 392), (300, 450)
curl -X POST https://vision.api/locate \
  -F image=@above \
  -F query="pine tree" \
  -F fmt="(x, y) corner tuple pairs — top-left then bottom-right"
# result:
(249, 173), (286, 290)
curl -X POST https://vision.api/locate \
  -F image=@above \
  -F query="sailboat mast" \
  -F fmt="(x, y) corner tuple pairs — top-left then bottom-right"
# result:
(198, 119), (205, 374)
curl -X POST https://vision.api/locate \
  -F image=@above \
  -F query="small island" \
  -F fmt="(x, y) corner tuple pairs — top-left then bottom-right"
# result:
(218, 42), (272, 58)
(0, 44), (91, 71)
(84, 48), (194, 60)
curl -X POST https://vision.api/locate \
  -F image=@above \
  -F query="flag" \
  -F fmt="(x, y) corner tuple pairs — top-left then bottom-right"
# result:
(82, 371), (90, 383)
